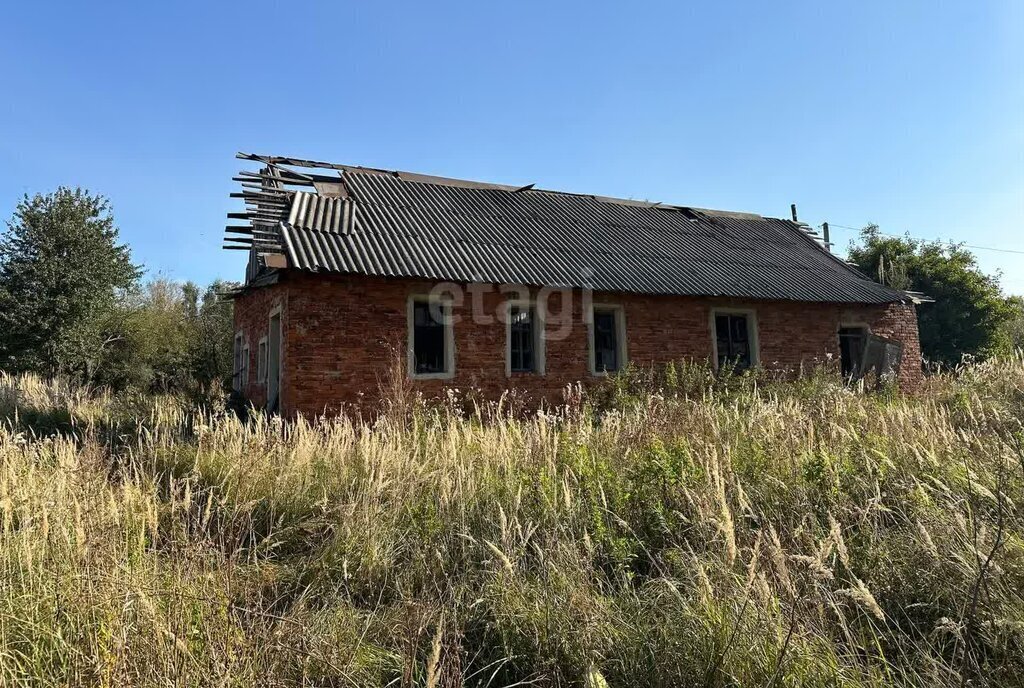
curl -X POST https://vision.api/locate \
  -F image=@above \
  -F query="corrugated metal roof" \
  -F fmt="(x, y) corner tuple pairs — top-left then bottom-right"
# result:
(269, 170), (905, 304)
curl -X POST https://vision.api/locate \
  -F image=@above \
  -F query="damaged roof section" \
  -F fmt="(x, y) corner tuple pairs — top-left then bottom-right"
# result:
(225, 152), (913, 305)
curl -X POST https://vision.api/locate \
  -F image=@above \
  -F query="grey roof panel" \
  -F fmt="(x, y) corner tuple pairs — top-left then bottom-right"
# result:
(231, 158), (906, 304)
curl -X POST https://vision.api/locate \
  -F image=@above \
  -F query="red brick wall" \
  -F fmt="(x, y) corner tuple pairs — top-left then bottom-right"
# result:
(857, 300), (923, 388)
(233, 272), (922, 416)
(233, 281), (289, 411)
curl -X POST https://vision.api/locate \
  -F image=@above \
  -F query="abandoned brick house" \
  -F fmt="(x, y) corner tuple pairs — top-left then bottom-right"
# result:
(225, 153), (924, 416)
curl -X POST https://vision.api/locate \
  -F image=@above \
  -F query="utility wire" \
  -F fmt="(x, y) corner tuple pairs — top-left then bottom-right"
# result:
(823, 222), (1024, 256)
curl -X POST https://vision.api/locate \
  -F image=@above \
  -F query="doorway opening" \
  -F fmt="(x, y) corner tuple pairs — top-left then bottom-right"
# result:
(838, 326), (868, 378)
(267, 312), (281, 413)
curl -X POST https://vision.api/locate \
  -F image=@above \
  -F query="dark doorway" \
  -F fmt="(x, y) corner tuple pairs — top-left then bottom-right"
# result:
(838, 326), (868, 378)
(267, 313), (281, 412)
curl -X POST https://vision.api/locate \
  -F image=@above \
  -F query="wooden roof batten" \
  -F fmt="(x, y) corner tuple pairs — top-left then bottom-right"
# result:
(224, 158), (294, 282)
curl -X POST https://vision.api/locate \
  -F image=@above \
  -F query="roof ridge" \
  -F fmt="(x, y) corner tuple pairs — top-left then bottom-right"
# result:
(240, 151), (780, 219)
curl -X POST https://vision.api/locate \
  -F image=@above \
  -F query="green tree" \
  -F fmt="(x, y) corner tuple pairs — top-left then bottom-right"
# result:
(188, 280), (237, 398)
(99, 277), (194, 391)
(1003, 295), (1024, 352)
(0, 188), (140, 378)
(848, 225), (1015, 365)
(98, 278), (236, 400)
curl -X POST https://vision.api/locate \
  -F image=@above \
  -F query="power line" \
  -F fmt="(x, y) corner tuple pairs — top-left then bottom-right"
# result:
(824, 222), (1024, 256)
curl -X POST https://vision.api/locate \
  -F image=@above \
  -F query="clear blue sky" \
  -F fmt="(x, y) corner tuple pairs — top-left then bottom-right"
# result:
(2, 1), (1022, 292)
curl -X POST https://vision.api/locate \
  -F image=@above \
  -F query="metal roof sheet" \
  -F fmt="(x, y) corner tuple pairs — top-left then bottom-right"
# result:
(226, 154), (907, 304)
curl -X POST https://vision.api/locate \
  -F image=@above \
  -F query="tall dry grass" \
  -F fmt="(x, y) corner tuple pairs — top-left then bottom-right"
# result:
(0, 358), (1022, 687)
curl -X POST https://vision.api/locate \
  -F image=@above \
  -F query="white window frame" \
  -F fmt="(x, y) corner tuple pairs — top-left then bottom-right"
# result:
(407, 295), (455, 380)
(505, 299), (546, 376)
(588, 303), (628, 376)
(256, 336), (268, 383)
(265, 304), (283, 409)
(268, 304), (283, 383)
(709, 308), (760, 370)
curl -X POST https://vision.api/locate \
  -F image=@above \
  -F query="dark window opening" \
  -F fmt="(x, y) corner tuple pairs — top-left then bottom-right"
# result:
(715, 313), (752, 370)
(593, 309), (621, 373)
(509, 305), (536, 373)
(839, 326), (869, 378)
(413, 301), (448, 375)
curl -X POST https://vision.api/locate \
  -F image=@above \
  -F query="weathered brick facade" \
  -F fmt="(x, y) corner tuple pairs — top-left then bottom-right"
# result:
(231, 280), (287, 411)
(233, 272), (922, 417)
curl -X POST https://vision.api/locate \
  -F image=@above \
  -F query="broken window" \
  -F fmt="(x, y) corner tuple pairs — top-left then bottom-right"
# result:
(838, 326), (868, 378)
(592, 308), (623, 373)
(412, 300), (449, 375)
(509, 305), (537, 373)
(714, 313), (754, 370)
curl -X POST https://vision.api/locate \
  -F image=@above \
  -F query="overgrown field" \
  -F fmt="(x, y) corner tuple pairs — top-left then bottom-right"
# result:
(1, 361), (1023, 687)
